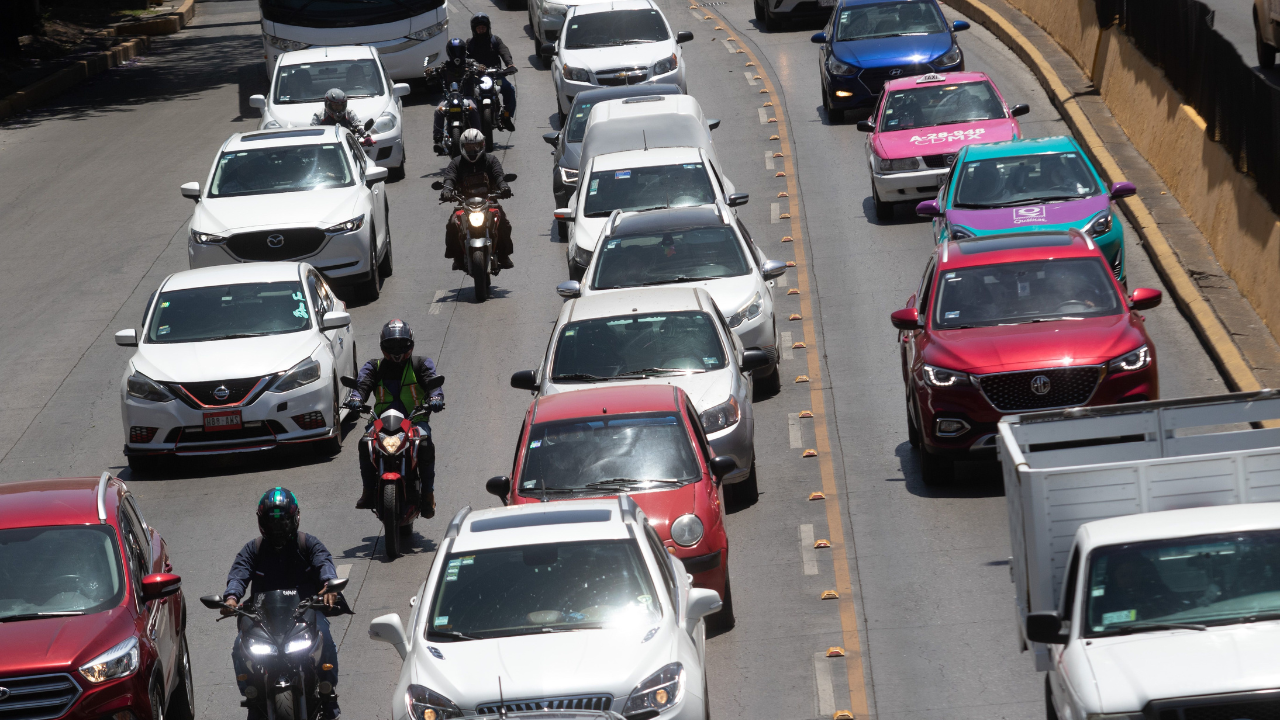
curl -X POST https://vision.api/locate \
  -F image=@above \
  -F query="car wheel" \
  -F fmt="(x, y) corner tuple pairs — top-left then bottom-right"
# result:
(315, 383), (342, 457)
(919, 446), (954, 486)
(167, 634), (196, 720)
(723, 458), (759, 509)
(1258, 10), (1277, 68)
(763, 7), (781, 32)
(1044, 675), (1059, 720)
(362, 230), (381, 302)
(822, 86), (835, 121)
(379, 203), (394, 278)
(150, 676), (166, 720)
(872, 183), (894, 223)
(905, 394), (921, 448)
(707, 573), (735, 632)
(754, 0), (766, 24)
(753, 361), (781, 396)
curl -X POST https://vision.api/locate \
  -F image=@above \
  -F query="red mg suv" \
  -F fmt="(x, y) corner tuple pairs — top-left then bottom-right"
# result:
(891, 229), (1161, 484)
(0, 474), (191, 720)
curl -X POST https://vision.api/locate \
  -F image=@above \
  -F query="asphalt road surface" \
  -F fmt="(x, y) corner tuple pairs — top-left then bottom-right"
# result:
(0, 0), (1227, 719)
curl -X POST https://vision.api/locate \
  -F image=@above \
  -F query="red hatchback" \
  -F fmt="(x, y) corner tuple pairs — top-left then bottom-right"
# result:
(484, 385), (737, 628)
(0, 474), (191, 720)
(891, 229), (1162, 484)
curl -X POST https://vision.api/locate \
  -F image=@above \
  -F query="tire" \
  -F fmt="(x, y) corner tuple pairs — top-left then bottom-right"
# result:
(1258, 11), (1277, 68)
(722, 459), (759, 509)
(753, 361), (782, 396)
(481, 109), (495, 151)
(905, 394), (921, 448)
(378, 204), (394, 278)
(400, 519), (414, 536)
(534, 39), (546, 67)
(872, 183), (894, 223)
(470, 249), (490, 302)
(919, 447), (954, 486)
(754, 0), (766, 24)
(707, 574), (736, 632)
(150, 678), (167, 720)
(448, 127), (462, 158)
(271, 688), (296, 720)
(763, 7), (781, 32)
(557, 220), (568, 240)
(167, 634), (196, 720)
(1044, 674), (1059, 720)
(382, 484), (401, 559)
(361, 233), (381, 302)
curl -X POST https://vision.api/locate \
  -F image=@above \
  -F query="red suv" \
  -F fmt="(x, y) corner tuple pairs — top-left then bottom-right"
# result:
(0, 474), (191, 720)
(891, 229), (1161, 484)
(484, 385), (738, 629)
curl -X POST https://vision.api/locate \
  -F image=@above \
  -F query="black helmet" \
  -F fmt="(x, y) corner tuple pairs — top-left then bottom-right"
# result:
(446, 37), (467, 65)
(470, 12), (491, 35)
(257, 487), (300, 549)
(380, 319), (415, 361)
(323, 88), (347, 117)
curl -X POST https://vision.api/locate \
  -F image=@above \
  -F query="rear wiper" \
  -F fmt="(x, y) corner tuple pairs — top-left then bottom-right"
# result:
(641, 276), (718, 286)
(1113, 622), (1206, 635)
(427, 629), (482, 641)
(0, 611), (85, 623)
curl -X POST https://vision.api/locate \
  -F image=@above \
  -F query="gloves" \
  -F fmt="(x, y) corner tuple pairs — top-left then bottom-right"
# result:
(429, 397), (446, 413)
(343, 398), (362, 411)
(498, 187), (512, 199)
(440, 190), (452, 202)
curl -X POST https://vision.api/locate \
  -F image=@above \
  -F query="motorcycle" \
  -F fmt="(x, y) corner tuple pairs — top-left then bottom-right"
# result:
(472, 66), (515, 151)
(200, 579), (352, 720)
(339, 374), (445, 558)
(439, 82), (476, 158)
(431, 176), (516, 303)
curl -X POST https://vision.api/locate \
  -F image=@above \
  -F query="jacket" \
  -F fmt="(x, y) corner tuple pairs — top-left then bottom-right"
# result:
(311, 109), (363, 134)
(467, 34), (514, 70)
(224, 532), (336, 601)
(442, 153), (509, 197)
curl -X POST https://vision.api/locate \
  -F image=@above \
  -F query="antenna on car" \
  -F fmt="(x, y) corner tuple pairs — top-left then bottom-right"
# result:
(497, 677), (507, 720)
(643, 130), (648, 151)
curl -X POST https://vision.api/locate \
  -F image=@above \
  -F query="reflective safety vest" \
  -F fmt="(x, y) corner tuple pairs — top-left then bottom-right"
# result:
(373, 360), (425, 417)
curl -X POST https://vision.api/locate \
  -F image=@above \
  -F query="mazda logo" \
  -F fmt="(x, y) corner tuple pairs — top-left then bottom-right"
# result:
(889, 68), (903, 76)
(267, 234), (285, 248)
(212, 386), (231, 401)
(1030, 375), (1051, 395)
(0, 687), (10, 701)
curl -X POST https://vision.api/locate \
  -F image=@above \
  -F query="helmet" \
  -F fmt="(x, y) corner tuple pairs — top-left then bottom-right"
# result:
(323, 88), (347, 117)
(446, 38), (467, 65)
(380, 319), (415, 361)
(470, 12), (491, 35)
(257, 487), (300, 549)
(460, 128), (486, 162)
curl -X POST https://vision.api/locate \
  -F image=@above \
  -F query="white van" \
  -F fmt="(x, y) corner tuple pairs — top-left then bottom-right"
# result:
(259, 0), (449, 81)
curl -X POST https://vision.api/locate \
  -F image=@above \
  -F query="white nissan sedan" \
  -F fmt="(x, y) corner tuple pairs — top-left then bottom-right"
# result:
(181, 126), (392, 301)
(368, 498), (722, 720)
(115, 263), (357, 473)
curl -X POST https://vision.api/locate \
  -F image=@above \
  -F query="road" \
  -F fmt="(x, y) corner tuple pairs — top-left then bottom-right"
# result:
(0, 0), (1227, 719)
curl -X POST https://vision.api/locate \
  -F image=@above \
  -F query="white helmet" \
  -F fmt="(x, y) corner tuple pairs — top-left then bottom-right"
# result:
(460, 128), (486, 162)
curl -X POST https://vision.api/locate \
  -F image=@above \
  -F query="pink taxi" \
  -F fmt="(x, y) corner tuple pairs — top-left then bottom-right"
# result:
(857, 71), (1029, 222)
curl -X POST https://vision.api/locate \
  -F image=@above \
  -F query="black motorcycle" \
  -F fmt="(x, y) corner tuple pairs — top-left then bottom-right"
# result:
(439, 82), (476, 158)
(200, 580), (352, 720)
(473, 66), (515, 151)
(432, 174), (516, 302)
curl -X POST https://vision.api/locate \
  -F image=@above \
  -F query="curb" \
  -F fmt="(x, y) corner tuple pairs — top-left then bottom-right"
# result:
(0, 37), (151, 121)
(113, 0), (197, 36)
(944, 0), (1263, 393)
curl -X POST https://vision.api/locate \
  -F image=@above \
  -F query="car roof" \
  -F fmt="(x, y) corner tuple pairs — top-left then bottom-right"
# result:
(532, 385), (685, 423)
(223, 126), (346, 151)
(450, 500), (634, 553)
(589, 94), (704, 124)
(572, 0), (656, 15)
(277, 45), (377, 65)
(0, 477), (123, 529)
(572, 84), (682, 108)
(957, 135), (1081, 161)
(938, 230), (1102, 270)
(611, 205), (726, 236)
(882, 71), (993, 93)
(563, 285), (714, 322)
(591, 146), (704, 171)
(582, 112), (711, 164)
(162, 262), (304, 291)
(1079, 503), (1280, 551)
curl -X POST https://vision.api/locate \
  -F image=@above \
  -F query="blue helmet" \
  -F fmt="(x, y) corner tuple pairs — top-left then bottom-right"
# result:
(446, 38), (467, 65)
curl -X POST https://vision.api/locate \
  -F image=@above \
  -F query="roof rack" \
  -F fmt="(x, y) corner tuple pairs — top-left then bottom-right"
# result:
(445, 505), (472, 539)
(96, 471), (112, 524)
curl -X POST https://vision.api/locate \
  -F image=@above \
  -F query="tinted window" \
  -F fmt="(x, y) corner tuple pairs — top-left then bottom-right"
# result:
(261, 0), (444, 28)
(564, 10), (669, 49)
(878, 81), (1006, 132)
(567, 100), (596, 144)
(592, 225), (750, 289)
(209, 144), (353, 198)
(583, 163), (716, 217)
(932, 258), (1121, 328)
(953, 151), (1100, 208)
(834, 1), (946, 41)
(552, 311), (727, 379)
(0, 526), (126, 620)
(275, 60), (384, 104)
(148, 281), (311, 343)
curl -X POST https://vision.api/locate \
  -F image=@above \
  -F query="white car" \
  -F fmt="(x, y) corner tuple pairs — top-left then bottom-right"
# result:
(368, 498), (723, 720)
(114, 262), (357, 472)
(529, 0), (610, 64)
(180, 125), (392, 300)
(558, 204), (786, 387)
(251, 46), (411, 178)
(546, 0), (692, 117)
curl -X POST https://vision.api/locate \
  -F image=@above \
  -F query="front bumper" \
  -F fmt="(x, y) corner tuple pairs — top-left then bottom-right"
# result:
(871, 167), (947, 202)
(732, 311), (778, 368)
(707, 416), (754, 483)
(823, 57), (964, 110)
(188, 225), (373, 281)
(672, 542), (728, 598)
(366, 131), (405, 169)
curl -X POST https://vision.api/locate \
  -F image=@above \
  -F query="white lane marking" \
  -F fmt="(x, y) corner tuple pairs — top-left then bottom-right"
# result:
(800, 524), (818, 575)
(336, 564), (352, 579)
(744, 71), (758, 86)
(688, 8), (705, 22)
(776, 271), (788, 287)
(771, 202), (780, 223)
(428, 289), (447, 315)
(780, 331), (794, 360)
(814, 651), (837, 717)
(722, 39), (736, 53)
(789, 413), (803, 448)
(765, 151), (776, 170)
(759, 107), (769, 124)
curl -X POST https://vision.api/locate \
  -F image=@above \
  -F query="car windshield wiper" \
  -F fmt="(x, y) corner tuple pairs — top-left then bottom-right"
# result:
(1003, 195), (1084, 206)
(861, 32), (929, 39)
(613, 367), (704, 378)
(583, 478), (646, 490)
(0, 611), (86, 623)
(932, 117), (995, 126)
(951, 202), (1003, 209)
(209, 332), (277, 341)
(427, 629), (482, 641)
(640, 276), (719, 286)
(550, 372), (610, 382)
(1112, 622), (1207, 635)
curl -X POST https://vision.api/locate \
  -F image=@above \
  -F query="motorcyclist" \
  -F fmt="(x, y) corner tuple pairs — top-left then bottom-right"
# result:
(222, 488), (341, 720)
(465, 13), (517, 131)
(310, 89), (371, 146)
(432, 38), (483, 155)
(440, 128), (514, 270)
(344, 320), (445, 517)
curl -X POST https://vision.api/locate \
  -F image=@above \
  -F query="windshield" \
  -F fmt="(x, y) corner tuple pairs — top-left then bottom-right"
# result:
(583, 163), (716, 218)
(148, 281), (312, 343)
(834, 1), (947, 41)
(592, 225), (749, 289)
(274, 60), (384, 104)
(209, 144), (353, 198)
(552, 311), (726, 380)
(260, 0), (444, 28)
(0, 526), (125, 622)
(519, 413), (701, 496)
(567, 100), (596, 144)
(1085, 530), (1280, 636)
(932, 258), (1121, 329)
(953, 151), (1099, 208)
(564, 10), (670, 49)
(428, 540), (661, 639)
(879, 81), (1005, 132)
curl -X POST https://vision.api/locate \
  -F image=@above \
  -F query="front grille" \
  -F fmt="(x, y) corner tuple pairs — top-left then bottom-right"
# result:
(976, 366), (1102, 412)
(476, 695), (613, 715)
(595, 68), (649, 86)
(922, 153), (956, 168)
(170, 377), (270, 408)
(859, 64), (932, 95)
(225, 228), (327, 262)
(0, 673), (82, 720)
(1158, 699), (1280, 720)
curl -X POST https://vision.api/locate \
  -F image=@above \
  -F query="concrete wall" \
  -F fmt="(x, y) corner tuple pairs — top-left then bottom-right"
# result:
(1004, 0), (1100, 71)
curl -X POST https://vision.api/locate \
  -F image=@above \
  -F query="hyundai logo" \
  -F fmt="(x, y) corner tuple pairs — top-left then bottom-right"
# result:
(889, 68), (903, 76)
(1030, 375), (1051, 395)
(0, 687), (10, 701)
(213, 385), (231, 401)
(267, 234), (285, 248)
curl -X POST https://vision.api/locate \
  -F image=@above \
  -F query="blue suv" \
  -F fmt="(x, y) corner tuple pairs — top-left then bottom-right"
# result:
(812, 0), (968, 121)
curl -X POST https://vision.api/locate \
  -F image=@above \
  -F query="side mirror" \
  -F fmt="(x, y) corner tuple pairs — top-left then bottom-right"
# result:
(684, 588), (723, 634)
(540, 43), (556, 57)
(503, 173), (518, 182)
(760, 259), (787, 281)
(368, 613), (409, 660)
(676, 31), (694, 43)
(320, 311), (351, 330)
(709, 455), (737, 481)
(740, 348), (770, 373)
(1110, 181), (1137, 200)
(115, 329), (138, 347)
(340, 376), (358, 389)
(180, 182), (201, 201)
(249, 94), (266, 109)
(1025, 611), (1067, 645)
(140, 573), (182, 602)
(486, 475), (512, 505)
(511, 370), (538, 392)
(431, 180), (445, 191)
(915, 199), (941, 217)
(363, 118), (376, 132)
(424, 375), (446, 392)
(199, 594), (225, 609)
(1010, 103), (1030, 117)
(952, 20), (971, 31)
(707, 118), (720, 131)
(543, 131), (560, 146)
(554, 207), (576, 221)
(1129, 287), (1162, 311)
(726, 192), (749, 207)
(393, 82), (411, 97)
(856, 119), (875, 132)
(811, 32), (827, 43)
(324, 578), (349, 593)
(556, 280), (582, 298)
(366, 166), (389, 185)
(890, 307), (921, 330)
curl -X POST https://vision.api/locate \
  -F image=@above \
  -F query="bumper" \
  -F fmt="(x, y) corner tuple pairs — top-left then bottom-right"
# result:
(556, 67), (685, 113)
(536, 13), (566, 43)
(733, 312), (778, 366)
(188, 226), (373, 281)
(823, 58), (965, 110)
(63, 669), (156, 720)
(707, 416), (754, 483)
(366, 131), (405, 169)
(871, 167), (947, 202)
(674, 544), (728, 598)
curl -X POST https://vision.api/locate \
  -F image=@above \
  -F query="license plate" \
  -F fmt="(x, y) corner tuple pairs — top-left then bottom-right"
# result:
(204, 411), (242, 432)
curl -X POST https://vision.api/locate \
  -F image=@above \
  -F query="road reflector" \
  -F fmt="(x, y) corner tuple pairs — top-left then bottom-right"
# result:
(727, 37), (736, 40)
(789, 313), (802, 320)
(715, 25), (723, 29)
(795, 374), (810, 383)
(821, 590), (839, 599)
(775, 171), (786, 177)
(803, 448), (818, 457)
(746, 61), (756, 66)
(809, 492), (825, 500)
(787, 288), (800, 295)
(815, 540), (832, 549)
(704, 15), (713, 19)
(767, 118), (778, 123)
(774, 152), (784, 157)
(759, 88), (769, 93)
(763, 101), (774, 107)
(792, 340), (806, 347)
(737, 49), (746, 53)
(777, 191), (788, 197)
(780, 235), (793, 242)
(769, 134), (779, 140)
(799, 410), (813, 418)
(779, 212), (791, 218)
(834, 711), (855, 719)
(825, 646), (845, 657)
(785, 260), (796, 266)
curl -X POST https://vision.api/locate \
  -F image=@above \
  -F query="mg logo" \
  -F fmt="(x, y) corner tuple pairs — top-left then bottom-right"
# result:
(212, 386), (231, 401)
(889, 68), (902, 76)
(1030, 375), (1051, 396)
(267, 234), (285, 248)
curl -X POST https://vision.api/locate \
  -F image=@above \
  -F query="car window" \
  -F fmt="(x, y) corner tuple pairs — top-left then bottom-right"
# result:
(141, 291), (156, 328)
(117, 507), (150, 595)
(708, 160), (727, 196)
(953, 151), (1100, 208)
(318, 275), (339, 312)
(147, 281), (312, 343)
(345, 136), (366, 180)
(932, 257), (1123, 328)
(0, 526), (126, 620)
(210, 144), (354, 198)
(878, 81), (1006, 132)
(643, 522), (679, 609)
(582, 163), (716, 217)
(592, 225), (750, 289)
(833, 0), (946, 42)
(307, 272), (332, 317)
(917, 260), (936, 315)
(563, 9), (670, 49)
(551, 311), (727, 379)
(567, 100), (596, 144)
(274, 59), (385, 104)
(685, 402), (714, 461)
(125, 495), (150, 533)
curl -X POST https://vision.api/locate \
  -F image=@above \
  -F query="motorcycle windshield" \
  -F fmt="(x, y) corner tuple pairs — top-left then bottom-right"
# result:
(258, 590), (302, 638)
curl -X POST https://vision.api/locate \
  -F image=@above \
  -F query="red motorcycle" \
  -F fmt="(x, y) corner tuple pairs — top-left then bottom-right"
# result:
(340, 374), (444, 559)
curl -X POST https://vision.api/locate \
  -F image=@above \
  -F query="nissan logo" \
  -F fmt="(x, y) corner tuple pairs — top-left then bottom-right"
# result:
(0, 687), (10, 701)
(889, 68), (903, 76)
(212, 386), (231, 401)
(267, 234), (285, 248)
(1030, 375), (1051, 396)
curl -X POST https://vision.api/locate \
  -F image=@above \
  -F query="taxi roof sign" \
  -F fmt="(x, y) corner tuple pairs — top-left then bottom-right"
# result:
(915, 73), (946, 83)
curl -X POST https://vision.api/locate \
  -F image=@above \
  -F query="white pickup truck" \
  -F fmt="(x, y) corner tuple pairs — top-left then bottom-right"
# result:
(997, 390), (1280, 720)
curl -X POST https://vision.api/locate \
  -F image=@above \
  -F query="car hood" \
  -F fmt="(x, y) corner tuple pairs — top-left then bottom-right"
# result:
(0, 608), (136, 676)
(194, 188), (361, 235)
(572, 215), (610, 253)
(923, 314), (1143, 374)
(547, 368), (734, 413)
(873, 118), (1017, 159)
(267, 96), (392, 129)
(412, 626), (675, 708)
(133, 332), (320, 383)
(833, 31), (952, 67)
(946, 194), (1109, 232)
(1083, 623), (1280, 713)
(561, 142), (583, 171)
(563, 43), (671, 72)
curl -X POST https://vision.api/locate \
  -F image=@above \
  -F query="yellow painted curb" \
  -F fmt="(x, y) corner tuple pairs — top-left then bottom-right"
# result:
(114, 0), (197, 36)
(0, 37), (151, 121)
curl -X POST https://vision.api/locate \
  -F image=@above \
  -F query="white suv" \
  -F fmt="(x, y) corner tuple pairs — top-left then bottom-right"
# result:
(368, 497), (722, 720)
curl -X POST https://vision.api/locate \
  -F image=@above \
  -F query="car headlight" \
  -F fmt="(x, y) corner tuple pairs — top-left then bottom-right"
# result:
(922, 364), (970, 387)
(653, 53), (678, 75)
(879, 157), (921, 172)
(262, 119), (282, 130)
(406, 685), (464, 720)
(563, 65), (592, 82)
(468, 211), (486, 228)
(700, 396), (740, 434)
(669, 514), (704, 547)
(727, 292), (763, 329)
(285, 634), (312, 654)
(1108, 345), (1150, 373)
(127, 371), (174, 403)
(826, 55), (857, 75)
(380, 432), (406, 455)
(265, 34), (310, 52)
(572, 243), (593, 267)
(544, 2), (569, 16)
(247, 642), (277, 656)
(559, 166), (580, 185)
(325, 215), (365, 235)
(372, 112), (397, 134)
(190, 229), (226, 245)
(408, 20), (446, 41)
(935, 42), (962, 67)
(1087, 210), (1113, 238)
(623, 663), (684, 717)
(272, 358), (322, 393)
(79, 637), (140, 684)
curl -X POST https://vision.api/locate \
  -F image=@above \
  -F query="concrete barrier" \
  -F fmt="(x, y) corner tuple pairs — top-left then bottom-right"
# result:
(113, 0), (197, 36)
(1004, 0), (1100, 71)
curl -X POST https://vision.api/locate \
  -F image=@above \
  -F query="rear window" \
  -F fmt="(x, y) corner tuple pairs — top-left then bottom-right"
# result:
(583, 163), (716, 217)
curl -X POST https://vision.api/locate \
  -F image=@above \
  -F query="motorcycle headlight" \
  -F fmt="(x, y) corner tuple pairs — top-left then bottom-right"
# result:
(826, 55), (857, 75)
(373, 112), (397, 134)
(935, 42), (963, 68)
(563, 64), (592, 82)
(407, 685), (464, 720)
(408, 20), (447, 41)
(247, 642), (277, 656)
(380, 432), (406, 455)
(922, 364), (970, 387)
(559, 166), (580, 185)
(468, 211), (486, 228)
(189, 229), (227, 245)
(324, 214), (365, 235)
(1108, 345), (1150, 373)
(700, 396), (740, 434)
(669, 514), (704, 548)
(653, 54), (678, 76)
(127, 371), (174, 403)
(879, 157), (921, 172)
(285, 634), (312, 654)
(79, 637), (140, 684)
(623, 663), (684, 717)
(1087, 210), (1113, 238)
(272, 357), (322, 393)
(262, 119), (282, 130)
(544, 2), (569, 17)
(727, 292), (763, 329)
(265, 34), (310, 52)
